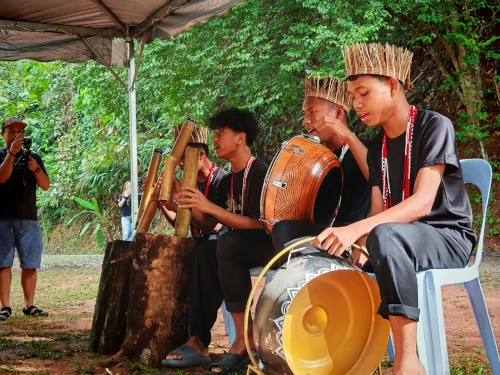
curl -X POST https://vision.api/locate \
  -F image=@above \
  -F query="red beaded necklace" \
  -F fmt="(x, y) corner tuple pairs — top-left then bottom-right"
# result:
(381, 105), (417, 211)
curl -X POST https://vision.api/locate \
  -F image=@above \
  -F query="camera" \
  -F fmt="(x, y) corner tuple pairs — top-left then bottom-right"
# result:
(23, 138), (32, 150)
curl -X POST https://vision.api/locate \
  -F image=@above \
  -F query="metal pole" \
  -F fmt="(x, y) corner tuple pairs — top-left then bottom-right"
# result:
(128, 41), (139, 231)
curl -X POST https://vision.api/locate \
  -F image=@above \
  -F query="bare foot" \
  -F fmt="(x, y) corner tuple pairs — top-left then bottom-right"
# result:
(165, 336), (208, 360)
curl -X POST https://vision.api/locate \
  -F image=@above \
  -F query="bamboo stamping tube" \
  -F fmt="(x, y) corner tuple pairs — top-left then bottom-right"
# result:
(170, 118), (195, 161)
(159, 155), (178, 202)
(175, 146), (200, 238)
(135, 194), (159, 235)
(136, 148), (162, 224)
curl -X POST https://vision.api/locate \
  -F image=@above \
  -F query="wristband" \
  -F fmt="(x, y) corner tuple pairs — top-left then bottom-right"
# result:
(7, 149), (15, 157)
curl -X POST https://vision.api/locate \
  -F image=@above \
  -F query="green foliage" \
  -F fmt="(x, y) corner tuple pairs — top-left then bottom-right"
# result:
(0, 0), (498, 248)
(67, 197), (108, 247)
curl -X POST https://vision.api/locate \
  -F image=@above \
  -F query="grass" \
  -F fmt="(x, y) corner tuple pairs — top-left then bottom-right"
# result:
(450, 347), (491, 375)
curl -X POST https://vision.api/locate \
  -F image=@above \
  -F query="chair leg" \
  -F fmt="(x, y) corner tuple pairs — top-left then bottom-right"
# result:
(423, 272), (450, 375)
(464, 278), (500, 375)
(221, 301), (237, 346)
(387, 333), (395, 362)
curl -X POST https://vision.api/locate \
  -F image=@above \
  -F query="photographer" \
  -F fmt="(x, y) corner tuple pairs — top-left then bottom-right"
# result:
(0, 117), (50, 321)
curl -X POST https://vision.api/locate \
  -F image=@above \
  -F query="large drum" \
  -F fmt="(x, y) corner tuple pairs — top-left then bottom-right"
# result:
(254, 252), (389, 375)
(260, 135), (343, 234)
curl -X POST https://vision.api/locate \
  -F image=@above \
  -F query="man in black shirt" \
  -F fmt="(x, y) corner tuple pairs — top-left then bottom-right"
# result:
(0, 117), (51, 321)
(163, 109), (274, 375)
(313, 43), (476, 375)
(272, 76), (371, 252)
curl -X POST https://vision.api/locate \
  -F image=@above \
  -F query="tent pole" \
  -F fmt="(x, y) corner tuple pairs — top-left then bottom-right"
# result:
(128, 41), (139, 232)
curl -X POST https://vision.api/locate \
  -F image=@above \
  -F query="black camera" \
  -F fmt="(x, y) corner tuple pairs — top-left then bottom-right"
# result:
(23, 138), (32, 150)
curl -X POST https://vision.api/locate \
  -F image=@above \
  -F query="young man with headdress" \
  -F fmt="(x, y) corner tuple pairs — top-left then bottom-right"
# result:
(163, 108), (274, 375)
(312, 43), (476, 375)
(159, 124), (228, 240)
(271, 76), (371, 253)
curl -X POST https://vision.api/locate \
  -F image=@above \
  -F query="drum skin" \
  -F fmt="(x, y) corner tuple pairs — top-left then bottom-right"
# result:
(253, 253), (390, 375)
(260, 135), (343, 234)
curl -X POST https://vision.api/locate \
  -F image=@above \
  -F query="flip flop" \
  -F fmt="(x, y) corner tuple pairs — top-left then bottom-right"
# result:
(206, 349), (257, 375)
(161, 344), (212, 368)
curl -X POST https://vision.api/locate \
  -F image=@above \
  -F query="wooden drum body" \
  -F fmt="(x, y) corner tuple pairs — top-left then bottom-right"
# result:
(260, 135), (343, 234)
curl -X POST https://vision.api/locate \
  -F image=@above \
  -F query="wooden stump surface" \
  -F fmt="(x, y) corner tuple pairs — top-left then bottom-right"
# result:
(121, 233), (196, 365)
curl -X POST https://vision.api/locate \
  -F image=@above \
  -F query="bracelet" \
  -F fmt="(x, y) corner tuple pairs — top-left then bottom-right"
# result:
(7, 149), (15, 157)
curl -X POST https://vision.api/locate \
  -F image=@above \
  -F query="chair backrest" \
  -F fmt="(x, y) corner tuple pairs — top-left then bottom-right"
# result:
(460, 159), (492, 268)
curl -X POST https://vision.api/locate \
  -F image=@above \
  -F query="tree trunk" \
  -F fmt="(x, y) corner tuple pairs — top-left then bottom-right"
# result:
(121, 233), (196, 365)
(89, 240), (136, 353)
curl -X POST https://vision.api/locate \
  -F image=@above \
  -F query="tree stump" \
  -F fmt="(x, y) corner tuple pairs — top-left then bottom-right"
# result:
(89, 240), (136, 353)
(121, 233), (195, 365)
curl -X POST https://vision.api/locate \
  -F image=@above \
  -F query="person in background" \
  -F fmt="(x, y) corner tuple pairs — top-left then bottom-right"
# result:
(117, 178), (142, 241)
(0, 116), (51, 321)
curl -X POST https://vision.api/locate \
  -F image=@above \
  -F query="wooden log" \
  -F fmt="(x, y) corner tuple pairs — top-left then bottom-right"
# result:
(175, 145), (200, 238)
(121, 233), (195, 365)
(89, 240), (136, 353)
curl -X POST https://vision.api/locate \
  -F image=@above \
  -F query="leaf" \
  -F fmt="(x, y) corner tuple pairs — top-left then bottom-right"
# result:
(79, 222), (91, 237)
(74, 197), (96, 211)
(97, 230), (105, 247)
(92, 223), (101, 237)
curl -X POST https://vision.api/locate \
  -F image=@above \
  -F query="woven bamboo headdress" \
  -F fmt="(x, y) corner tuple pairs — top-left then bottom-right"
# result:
(342, 43), (414, 90)
(304, 76), (353, 111)
(173, 123), (209, 145)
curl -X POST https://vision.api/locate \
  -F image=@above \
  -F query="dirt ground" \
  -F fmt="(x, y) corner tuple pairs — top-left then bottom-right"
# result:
(1, 256), (499, 375)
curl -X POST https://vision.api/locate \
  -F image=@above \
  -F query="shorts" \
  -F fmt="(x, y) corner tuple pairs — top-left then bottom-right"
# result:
(0, 219), (44, 269)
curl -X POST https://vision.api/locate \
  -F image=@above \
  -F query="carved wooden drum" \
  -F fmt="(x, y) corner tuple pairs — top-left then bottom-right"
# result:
(260, 135), (343, 234)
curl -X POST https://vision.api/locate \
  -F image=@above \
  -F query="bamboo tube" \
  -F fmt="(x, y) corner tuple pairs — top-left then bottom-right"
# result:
(135, 194), (159, 235)
(174, 146), (200, 238)
(137, 148), (162, 225)
(170, 118), (195, 161)
(159, 155), (178, 202)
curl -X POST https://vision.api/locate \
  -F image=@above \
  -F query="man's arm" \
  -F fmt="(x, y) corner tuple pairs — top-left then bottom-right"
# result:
(0, 153), (15, 183)
(28, 156), (50, 191)
(313, 164), (445, 255)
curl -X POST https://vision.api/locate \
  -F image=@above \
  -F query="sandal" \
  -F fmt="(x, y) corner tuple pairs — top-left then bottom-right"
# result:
(206, 350), (257, 375)
(161, 343), (212, 368)
(22, 305), (48, 317)
(0, 307), (11, 321)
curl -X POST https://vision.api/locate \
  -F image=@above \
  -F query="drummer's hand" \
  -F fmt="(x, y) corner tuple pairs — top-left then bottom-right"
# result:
(178, 186), (211, 212)
(312, 226), (357, 257)
(171, 176), (182, 200)
(324, 116), (351, 142)
(351, 246), (369, 269)
(152, 174), (162, 194)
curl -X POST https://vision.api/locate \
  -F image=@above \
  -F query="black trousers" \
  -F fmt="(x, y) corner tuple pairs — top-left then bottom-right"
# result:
(367, 222), (471, 321)
(188, 229), (275, 347)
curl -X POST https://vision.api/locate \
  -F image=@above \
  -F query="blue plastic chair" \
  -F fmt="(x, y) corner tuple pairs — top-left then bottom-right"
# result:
(387, 159), (498, 374)
(416, 159), (498, 375)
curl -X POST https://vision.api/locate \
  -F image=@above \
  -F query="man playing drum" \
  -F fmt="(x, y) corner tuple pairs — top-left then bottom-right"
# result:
(272, 76), (371, 252)
(163, 108), (274, 375)
(313, 43), (476, 375)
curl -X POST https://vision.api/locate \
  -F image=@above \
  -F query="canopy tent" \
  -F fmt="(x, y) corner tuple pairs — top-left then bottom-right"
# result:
(0, 0), (245, 228)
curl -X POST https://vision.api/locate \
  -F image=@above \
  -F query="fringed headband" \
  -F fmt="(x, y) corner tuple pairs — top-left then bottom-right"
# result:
(342, 43), (414, 90)
(304, 76), (353, 111)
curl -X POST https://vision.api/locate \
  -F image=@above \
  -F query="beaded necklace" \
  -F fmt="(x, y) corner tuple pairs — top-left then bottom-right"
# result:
(230, 156), (255, 215)
(381, 105), (417, 211)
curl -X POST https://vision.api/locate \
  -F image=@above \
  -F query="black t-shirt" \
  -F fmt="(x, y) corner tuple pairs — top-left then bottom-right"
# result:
(192, 166), (228, 239)
(367, 109), (476, 254)
(334, 140), (371, 226)
(118, 192), (143, 217)
(213, 158), (268, 227)
(0, 149), (47, 220)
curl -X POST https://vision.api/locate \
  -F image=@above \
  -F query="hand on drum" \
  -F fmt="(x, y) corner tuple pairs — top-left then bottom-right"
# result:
(312, 226), (358, 257)
(177, 186), (211, 212)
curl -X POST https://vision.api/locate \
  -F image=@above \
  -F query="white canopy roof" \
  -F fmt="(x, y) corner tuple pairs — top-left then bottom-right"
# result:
(0, 0), (244, 64)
